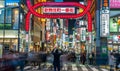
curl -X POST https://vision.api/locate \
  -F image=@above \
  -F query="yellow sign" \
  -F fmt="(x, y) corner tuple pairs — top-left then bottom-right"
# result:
(108, 47), (112, 51)
(79, 8), (83, 13)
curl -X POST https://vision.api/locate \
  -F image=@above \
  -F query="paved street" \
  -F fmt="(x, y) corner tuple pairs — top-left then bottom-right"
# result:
(17, 63), (109, 71)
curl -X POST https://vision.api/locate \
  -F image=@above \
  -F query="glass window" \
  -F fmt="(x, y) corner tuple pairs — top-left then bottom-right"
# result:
(6, 8), (12, 24)
(12, 8), (19, 29)
(0, 8), (4, 24)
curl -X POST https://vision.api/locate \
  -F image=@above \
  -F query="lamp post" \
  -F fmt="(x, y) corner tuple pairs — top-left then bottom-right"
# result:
(18, 1), (21, 52)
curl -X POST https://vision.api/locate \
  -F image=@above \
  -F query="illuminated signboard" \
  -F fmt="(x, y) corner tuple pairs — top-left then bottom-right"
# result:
(110, 0), (120, 8)
(6, 3), (19, 6)
(0, 45), (2, 58)
(43, 7), (75, 14)
(110, 17), (118, 32)
(5, 0), (20, 3)
(100, 0), (109, 37)
(5, 0), (19, 6)
(80, 27), (86, 42)
(0, 1), (4, 8)
(26, 0), (92, 32)
(100, 13), (109, 37)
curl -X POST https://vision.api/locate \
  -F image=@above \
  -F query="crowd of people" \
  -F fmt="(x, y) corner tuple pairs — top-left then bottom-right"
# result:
(1, 47), (120, 71)
(51, 48), (95, 71)
(108, 51), (120, 71)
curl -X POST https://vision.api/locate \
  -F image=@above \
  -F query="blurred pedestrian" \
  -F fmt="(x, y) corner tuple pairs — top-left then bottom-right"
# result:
(82, 52), (86, 65)
(80, 51), (86, 65)
(52, 48), (62, 71)
(109, 52), (115, 71)
(88, 53), (93, 65)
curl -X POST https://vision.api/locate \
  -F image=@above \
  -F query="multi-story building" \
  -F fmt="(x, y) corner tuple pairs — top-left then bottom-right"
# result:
(0, 0), (21, 53)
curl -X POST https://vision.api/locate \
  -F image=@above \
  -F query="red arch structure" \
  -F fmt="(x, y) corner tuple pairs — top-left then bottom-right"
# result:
(26, 0), (92, 32)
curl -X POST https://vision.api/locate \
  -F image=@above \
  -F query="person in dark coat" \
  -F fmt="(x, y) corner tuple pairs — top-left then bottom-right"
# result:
(52, 48), (62, 71)
(88, 53), (93, 65)
(82, 52), (86, 65)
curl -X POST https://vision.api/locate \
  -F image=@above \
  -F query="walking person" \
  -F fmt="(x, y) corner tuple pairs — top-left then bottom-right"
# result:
(92, 51), (95, 64)
(80, 52), (83, 64)
(88, 53), (93, 65)
(109, 52), (115, 71)
(80, 51), (86, 65)
(82, 52), (86, 65)
(52, 48), (62, 71)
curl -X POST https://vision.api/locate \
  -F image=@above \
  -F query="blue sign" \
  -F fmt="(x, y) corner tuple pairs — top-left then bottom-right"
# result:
(5, 0), (20, 3)
(5, 0), (20, 6)
(55, 0), (63, 2)
(5, 0), (19, 6)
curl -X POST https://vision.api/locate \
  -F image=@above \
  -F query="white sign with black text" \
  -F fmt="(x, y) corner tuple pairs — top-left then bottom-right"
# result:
(100, 13), (109, 37)
(80, 27), (86, 42)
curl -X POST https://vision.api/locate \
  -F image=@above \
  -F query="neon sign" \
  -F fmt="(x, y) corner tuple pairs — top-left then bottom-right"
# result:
(43, 7), (75, 14)
(110, 0), (120, 8)
(26, 0), (93, 32)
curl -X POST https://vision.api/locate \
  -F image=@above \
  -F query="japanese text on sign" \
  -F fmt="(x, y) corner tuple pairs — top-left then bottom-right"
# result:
(43, 7), (75, 14)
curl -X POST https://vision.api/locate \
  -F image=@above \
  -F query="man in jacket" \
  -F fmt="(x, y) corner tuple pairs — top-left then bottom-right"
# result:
(52, 48), (62, 71)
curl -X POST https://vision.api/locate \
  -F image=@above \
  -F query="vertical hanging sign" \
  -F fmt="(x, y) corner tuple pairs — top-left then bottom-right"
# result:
(0, 45), (2, 58)
(100, 0), (110, 37)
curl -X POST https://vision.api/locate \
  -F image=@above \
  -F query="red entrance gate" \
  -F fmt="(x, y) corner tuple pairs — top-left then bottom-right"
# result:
(25, 0), (93, 32)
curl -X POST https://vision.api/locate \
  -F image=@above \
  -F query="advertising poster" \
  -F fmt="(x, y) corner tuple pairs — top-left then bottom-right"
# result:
(101, 46), (108, 57)
(110, 0), (120, 9)
(110, 17), (118, 32)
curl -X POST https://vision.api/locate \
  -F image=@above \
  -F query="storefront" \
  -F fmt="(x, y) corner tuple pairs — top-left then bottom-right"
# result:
(0, 30), (18, 50)
(109, 0), (120, 53)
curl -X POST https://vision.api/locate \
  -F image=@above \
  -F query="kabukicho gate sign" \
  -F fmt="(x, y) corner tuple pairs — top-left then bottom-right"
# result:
(25, 0), (93, 32)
